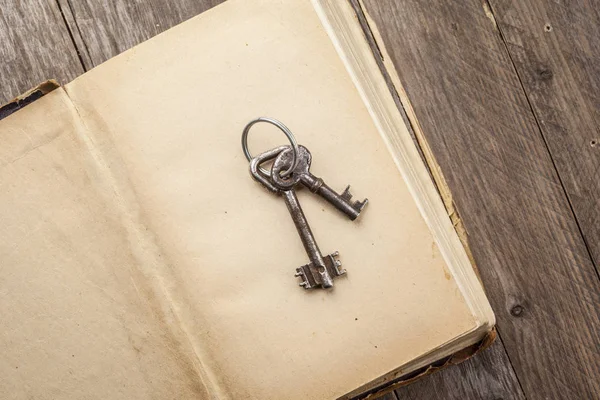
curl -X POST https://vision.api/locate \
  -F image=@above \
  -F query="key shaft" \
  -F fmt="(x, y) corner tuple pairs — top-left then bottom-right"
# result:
(282, 189), (333, 288)
(299, 175), (364, 220)
(272, 145), (368, 220)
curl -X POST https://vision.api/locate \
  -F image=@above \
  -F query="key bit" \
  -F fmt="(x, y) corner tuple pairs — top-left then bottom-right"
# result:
(295, 252), (346, 289)
(341, 185), (368, 215)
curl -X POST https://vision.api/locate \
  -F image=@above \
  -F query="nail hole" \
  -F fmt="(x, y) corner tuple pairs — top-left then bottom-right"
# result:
(591, 140), (598, 147)
(510, 304), (525, 317)
(544, 24), (552, 32)
(537, 68), (553, 81)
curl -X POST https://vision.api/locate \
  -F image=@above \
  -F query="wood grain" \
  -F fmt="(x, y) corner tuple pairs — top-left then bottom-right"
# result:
(0, 0), (82, 105)
(395, 341), (524, 400)
(56, 0), (226, 68)
(487, 0), (600, 282)
(359, 0), (600, 398)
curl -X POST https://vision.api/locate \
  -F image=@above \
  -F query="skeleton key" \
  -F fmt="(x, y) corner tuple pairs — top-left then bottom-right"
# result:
(270, 145), (368, 220)
(281, 189), (345, 289)
(243, 117), (366, 290)
(249, 147), (346, 289)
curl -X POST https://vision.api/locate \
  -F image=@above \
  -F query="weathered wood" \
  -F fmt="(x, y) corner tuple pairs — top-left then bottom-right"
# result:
(350, 2), (525, 399)
(0, 0), (82, 105)
(375, 392), (398, 400)
(56, 0), (226, 67)
(395, 341), (525, 400)
(359, 0), (600, 399)
(488, 0), (600, 281)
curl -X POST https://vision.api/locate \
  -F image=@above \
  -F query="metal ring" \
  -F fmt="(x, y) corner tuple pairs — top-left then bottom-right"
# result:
(241, 117), (299, 177)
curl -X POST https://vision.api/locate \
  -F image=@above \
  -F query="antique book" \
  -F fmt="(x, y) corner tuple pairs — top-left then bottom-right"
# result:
(0, 0), (495, 399)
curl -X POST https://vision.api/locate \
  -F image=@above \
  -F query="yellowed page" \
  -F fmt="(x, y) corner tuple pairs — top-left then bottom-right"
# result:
(0, 89), (210, 399)
(58, 0), (478, 399)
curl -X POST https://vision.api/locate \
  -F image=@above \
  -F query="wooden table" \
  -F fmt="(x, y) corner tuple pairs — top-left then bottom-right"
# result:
(2, 1), (598, 399)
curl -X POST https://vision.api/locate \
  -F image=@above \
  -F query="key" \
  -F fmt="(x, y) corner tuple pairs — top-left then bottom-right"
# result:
(270, 145), (368, 220)
(249, 147), (346, 289)
(282, 189), (346, 289)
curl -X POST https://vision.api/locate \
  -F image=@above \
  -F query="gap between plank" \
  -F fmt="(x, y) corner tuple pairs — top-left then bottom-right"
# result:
(484, 0), (600, 282)
(54, 0), (91, 72)
(346, 0), (439, 199)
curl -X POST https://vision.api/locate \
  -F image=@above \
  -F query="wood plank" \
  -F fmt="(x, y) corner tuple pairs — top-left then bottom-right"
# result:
(395, 341), (524, 400)
(488, 0), (600, 286)
(350, 2), (524, 398)
(358, 0), (600, 399)
(56, 0), (226, 67)
(0, 0), (83, 105)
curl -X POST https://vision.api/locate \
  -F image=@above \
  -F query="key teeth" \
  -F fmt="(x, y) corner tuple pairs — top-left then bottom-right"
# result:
(342, 186), (368, 215)
(295, 267), (310, 289)
(294, 253), (346, 290)
(341, 185), (353, 201)
(354, 197), (368, 212)
(330, 252), (346, 276)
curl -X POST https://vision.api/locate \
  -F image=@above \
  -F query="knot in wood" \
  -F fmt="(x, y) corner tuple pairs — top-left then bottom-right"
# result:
(537, 68), (553, 81)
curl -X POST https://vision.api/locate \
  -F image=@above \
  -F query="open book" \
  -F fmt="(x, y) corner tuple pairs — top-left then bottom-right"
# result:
(0, 0), (495, 398)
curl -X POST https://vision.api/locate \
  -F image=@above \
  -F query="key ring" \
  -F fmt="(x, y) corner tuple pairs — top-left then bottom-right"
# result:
(242, 117), (299, 177)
